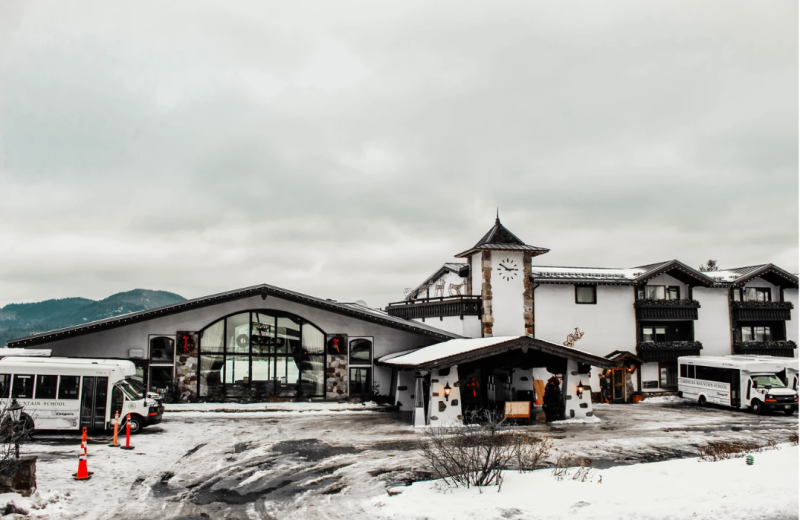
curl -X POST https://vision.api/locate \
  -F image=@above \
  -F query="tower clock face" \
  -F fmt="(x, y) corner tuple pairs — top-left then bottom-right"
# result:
(496, 258), (519, 281)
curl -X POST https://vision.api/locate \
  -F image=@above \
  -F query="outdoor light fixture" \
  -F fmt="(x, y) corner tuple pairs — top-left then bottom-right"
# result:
(443, 382), (452, 401)
(576, 381), (585, 399)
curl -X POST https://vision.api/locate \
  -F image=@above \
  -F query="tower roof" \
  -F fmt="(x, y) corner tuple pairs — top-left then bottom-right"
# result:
(455, 216), (549, 258)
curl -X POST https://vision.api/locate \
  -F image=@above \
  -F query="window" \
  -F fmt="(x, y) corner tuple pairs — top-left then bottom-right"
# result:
(680, 364), (687, 377)
(0, 374), (9, 398)
(575, 286), (596, 304)
(12, 375), (34, 399)
(349, 339), (372, 365)
(667, 286), (680, 300)
(695, 366), (732, 383)
(149, 337), (175, 364)
(349, 367), (371, 395)
(736, 287), (771, 302)
(644, 285), (666, 300)
(58, 376), (80, 399)
(642, 327), (667, 342)
(197, 311), (327, 398)
(148, 336), (175, 392)
(659, 363), (677, 388)
(740, 326), (772, 342)
(35, 375), (58, 399)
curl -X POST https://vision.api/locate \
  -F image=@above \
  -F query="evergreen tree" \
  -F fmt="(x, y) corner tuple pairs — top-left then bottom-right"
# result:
(699, 259), (719, 272)
(542, 376), (564, 422)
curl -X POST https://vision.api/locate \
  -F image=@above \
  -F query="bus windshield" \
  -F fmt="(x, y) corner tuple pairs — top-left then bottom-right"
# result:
(751, 374), (786, 389)
(116, 380), (144, 400)
(126, 377), (146, 396)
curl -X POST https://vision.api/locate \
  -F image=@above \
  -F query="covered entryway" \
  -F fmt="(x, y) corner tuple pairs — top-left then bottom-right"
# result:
(379, 336), (618, 425)
(602, 351), (644, 403)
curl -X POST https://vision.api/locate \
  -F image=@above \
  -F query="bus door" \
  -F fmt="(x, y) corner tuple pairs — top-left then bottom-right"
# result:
(729, 369), (741, 408)
(80, 377), (109, 430)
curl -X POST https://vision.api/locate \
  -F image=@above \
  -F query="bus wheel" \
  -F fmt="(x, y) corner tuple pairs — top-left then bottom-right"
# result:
(698, 396), (707, 407)
(752, 401), (763, 415)
(127, 415), (144, 435)
(785, 408), (795, 416)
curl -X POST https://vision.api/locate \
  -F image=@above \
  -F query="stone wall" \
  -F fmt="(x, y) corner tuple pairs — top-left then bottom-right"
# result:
(326, 354), (348, 399)
(481, 251), (493, 337)
(563, 359), (595, 420)
(523, 252), (534, 337)
(394, 369), (416, 410)
(175, 331), (199, 401)
(0, 456), (36, 497)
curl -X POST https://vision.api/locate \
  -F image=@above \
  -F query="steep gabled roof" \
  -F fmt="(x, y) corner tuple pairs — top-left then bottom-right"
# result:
(708, 264), (798, 288)
(407, 263), (468, 299)
(456, 217), (549, 258)
(530, 260), (715, 286)
(632, 260), (715, 287)
(7, 283), (461, 347)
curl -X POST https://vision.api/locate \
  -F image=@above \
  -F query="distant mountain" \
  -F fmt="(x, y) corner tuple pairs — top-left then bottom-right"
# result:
(0, 289), (186, 346)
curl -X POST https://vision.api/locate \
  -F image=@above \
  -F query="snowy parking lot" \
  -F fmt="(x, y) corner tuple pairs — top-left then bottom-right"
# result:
(6, 398), (798, 519)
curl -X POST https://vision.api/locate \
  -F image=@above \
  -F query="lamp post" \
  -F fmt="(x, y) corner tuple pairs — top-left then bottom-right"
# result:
(8, 399), (24, 459)
(443, 382), (452, 402)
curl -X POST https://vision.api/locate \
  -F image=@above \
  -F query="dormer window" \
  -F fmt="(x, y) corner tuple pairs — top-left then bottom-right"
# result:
(637, 285), (680, 301)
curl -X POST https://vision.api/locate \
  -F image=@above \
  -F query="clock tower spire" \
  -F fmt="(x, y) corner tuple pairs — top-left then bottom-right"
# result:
(456, 217), (549, 338)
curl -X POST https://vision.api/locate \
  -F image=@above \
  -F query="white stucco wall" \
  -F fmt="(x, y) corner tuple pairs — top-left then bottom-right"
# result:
(491, 251), (526, 336)
(640, 362), (659, 388)
(413, 316), (481, 338)
(534, 284), (636, 357)
(470, 252), (483, 300)
(785, 288), (798, 357)
(693, 287), (732, 357)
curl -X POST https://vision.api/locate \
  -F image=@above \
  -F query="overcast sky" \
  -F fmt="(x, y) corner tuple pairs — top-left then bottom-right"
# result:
(0, 0), (797, 308)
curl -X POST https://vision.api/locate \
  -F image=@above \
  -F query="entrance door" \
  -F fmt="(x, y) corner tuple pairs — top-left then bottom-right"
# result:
(729, 369), (741, 408)
(80, 377), (109, 430)
(612, 368), (626, 403)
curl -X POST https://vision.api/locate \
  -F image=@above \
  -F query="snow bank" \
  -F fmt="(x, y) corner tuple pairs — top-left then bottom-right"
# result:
(639, 396), (684, 405)
(165, 401), (385, 413)
(550, 415), (602, 425)
(373, 445), (799, 520)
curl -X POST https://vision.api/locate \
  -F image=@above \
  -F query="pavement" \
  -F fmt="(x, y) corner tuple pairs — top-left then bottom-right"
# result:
(17, 399), (799, 519)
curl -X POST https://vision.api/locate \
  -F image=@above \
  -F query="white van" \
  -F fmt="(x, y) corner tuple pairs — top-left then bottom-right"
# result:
(678, 356), (798, 415)
(0, 357), (162, 433)
(730, 356), (799, 392)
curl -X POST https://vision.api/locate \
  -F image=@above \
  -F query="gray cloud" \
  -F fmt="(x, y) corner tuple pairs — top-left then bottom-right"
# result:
(0, 0), (797, 307)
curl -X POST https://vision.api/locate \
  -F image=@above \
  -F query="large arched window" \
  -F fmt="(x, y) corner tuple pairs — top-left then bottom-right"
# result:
(197, 311), (326, 398)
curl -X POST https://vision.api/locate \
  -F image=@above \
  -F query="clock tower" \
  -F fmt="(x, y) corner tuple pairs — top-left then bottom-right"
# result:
(456, 216), (549, 337)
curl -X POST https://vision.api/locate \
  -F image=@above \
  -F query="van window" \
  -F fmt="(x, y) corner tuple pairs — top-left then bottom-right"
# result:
(58, 376), (80, 399)
(12, 375), (34, 399)
(0, 374), (10, 398)
(35, 375), (58, 399)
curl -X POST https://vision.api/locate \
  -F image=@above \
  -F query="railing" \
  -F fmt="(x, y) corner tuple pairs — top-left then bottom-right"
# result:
(385, 296), (482, 320)
(732, 301), (793, 322)
(636, 341), (703, 362)
(733, 340), (797, 357)
(634, 299), (700, 321)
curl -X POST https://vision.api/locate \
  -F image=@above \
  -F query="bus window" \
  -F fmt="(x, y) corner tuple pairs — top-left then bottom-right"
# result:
(0, 374), (10, 398)
(35, 375), (58, 399)
(58, 376), (80, 399)
(680, 364), (687, 377)
(12, 375), (34, 399)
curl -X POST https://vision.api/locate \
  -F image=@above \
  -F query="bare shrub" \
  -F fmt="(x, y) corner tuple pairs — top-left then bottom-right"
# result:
(697, 441), (762, 462)
(514, 434), (553, 473)
(789, 431), (799, 446)
(550, 450), (576, 481)
(418, 410), (519, 488)
(0, 403), (35, 477)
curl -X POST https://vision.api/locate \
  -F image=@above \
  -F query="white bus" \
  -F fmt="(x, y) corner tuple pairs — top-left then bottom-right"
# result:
(678, 356), (798, 415)
(0, 357), (162, 433)
(729, 356), (799, 392)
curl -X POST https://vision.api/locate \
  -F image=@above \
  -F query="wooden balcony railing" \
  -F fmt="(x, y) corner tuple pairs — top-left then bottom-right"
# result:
(636, 341), (703, 363)
(385, 296), (482, 321)
(732, 301), (793, 322)
(733, 340), (797, 358)
(634, 299), (700, 321)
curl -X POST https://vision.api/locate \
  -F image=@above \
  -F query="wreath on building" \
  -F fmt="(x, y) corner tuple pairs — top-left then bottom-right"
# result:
(542, 375), (564, 422)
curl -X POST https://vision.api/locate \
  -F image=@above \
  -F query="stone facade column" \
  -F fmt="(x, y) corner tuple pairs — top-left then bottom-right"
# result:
(427, 366), (463, 425)
(394, 369), (416, 411)
(481, 251), (493, 337)
(523, 252), (534, 337)
(563, 359), (595, 420)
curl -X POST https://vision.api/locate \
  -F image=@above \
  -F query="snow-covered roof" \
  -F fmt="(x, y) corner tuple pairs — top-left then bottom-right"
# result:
(378, 336), (617, 369)
(380, 336), (518, 366)
(530, 266), (644, 282)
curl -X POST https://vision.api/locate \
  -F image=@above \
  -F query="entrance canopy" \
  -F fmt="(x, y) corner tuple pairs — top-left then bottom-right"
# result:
(377, 336), (617, 370)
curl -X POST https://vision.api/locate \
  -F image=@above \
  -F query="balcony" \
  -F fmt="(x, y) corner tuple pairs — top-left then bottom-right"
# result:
(733, 340), (797, 358)
(635, 299), (700, 321)
(637, 341), (703, 363)
(385, 296), (482, 321)
(732, 301), (793, 322)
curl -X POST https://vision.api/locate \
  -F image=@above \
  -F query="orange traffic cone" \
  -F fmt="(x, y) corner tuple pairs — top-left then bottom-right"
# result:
(74, 428), (93, 480)
(120, 414), (135, 450)
(108, 412), (120, 447)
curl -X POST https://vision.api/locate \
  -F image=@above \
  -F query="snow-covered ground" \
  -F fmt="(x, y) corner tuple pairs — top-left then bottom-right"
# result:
(4, 399), (797, 519)
(375, 445), (799, 520)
